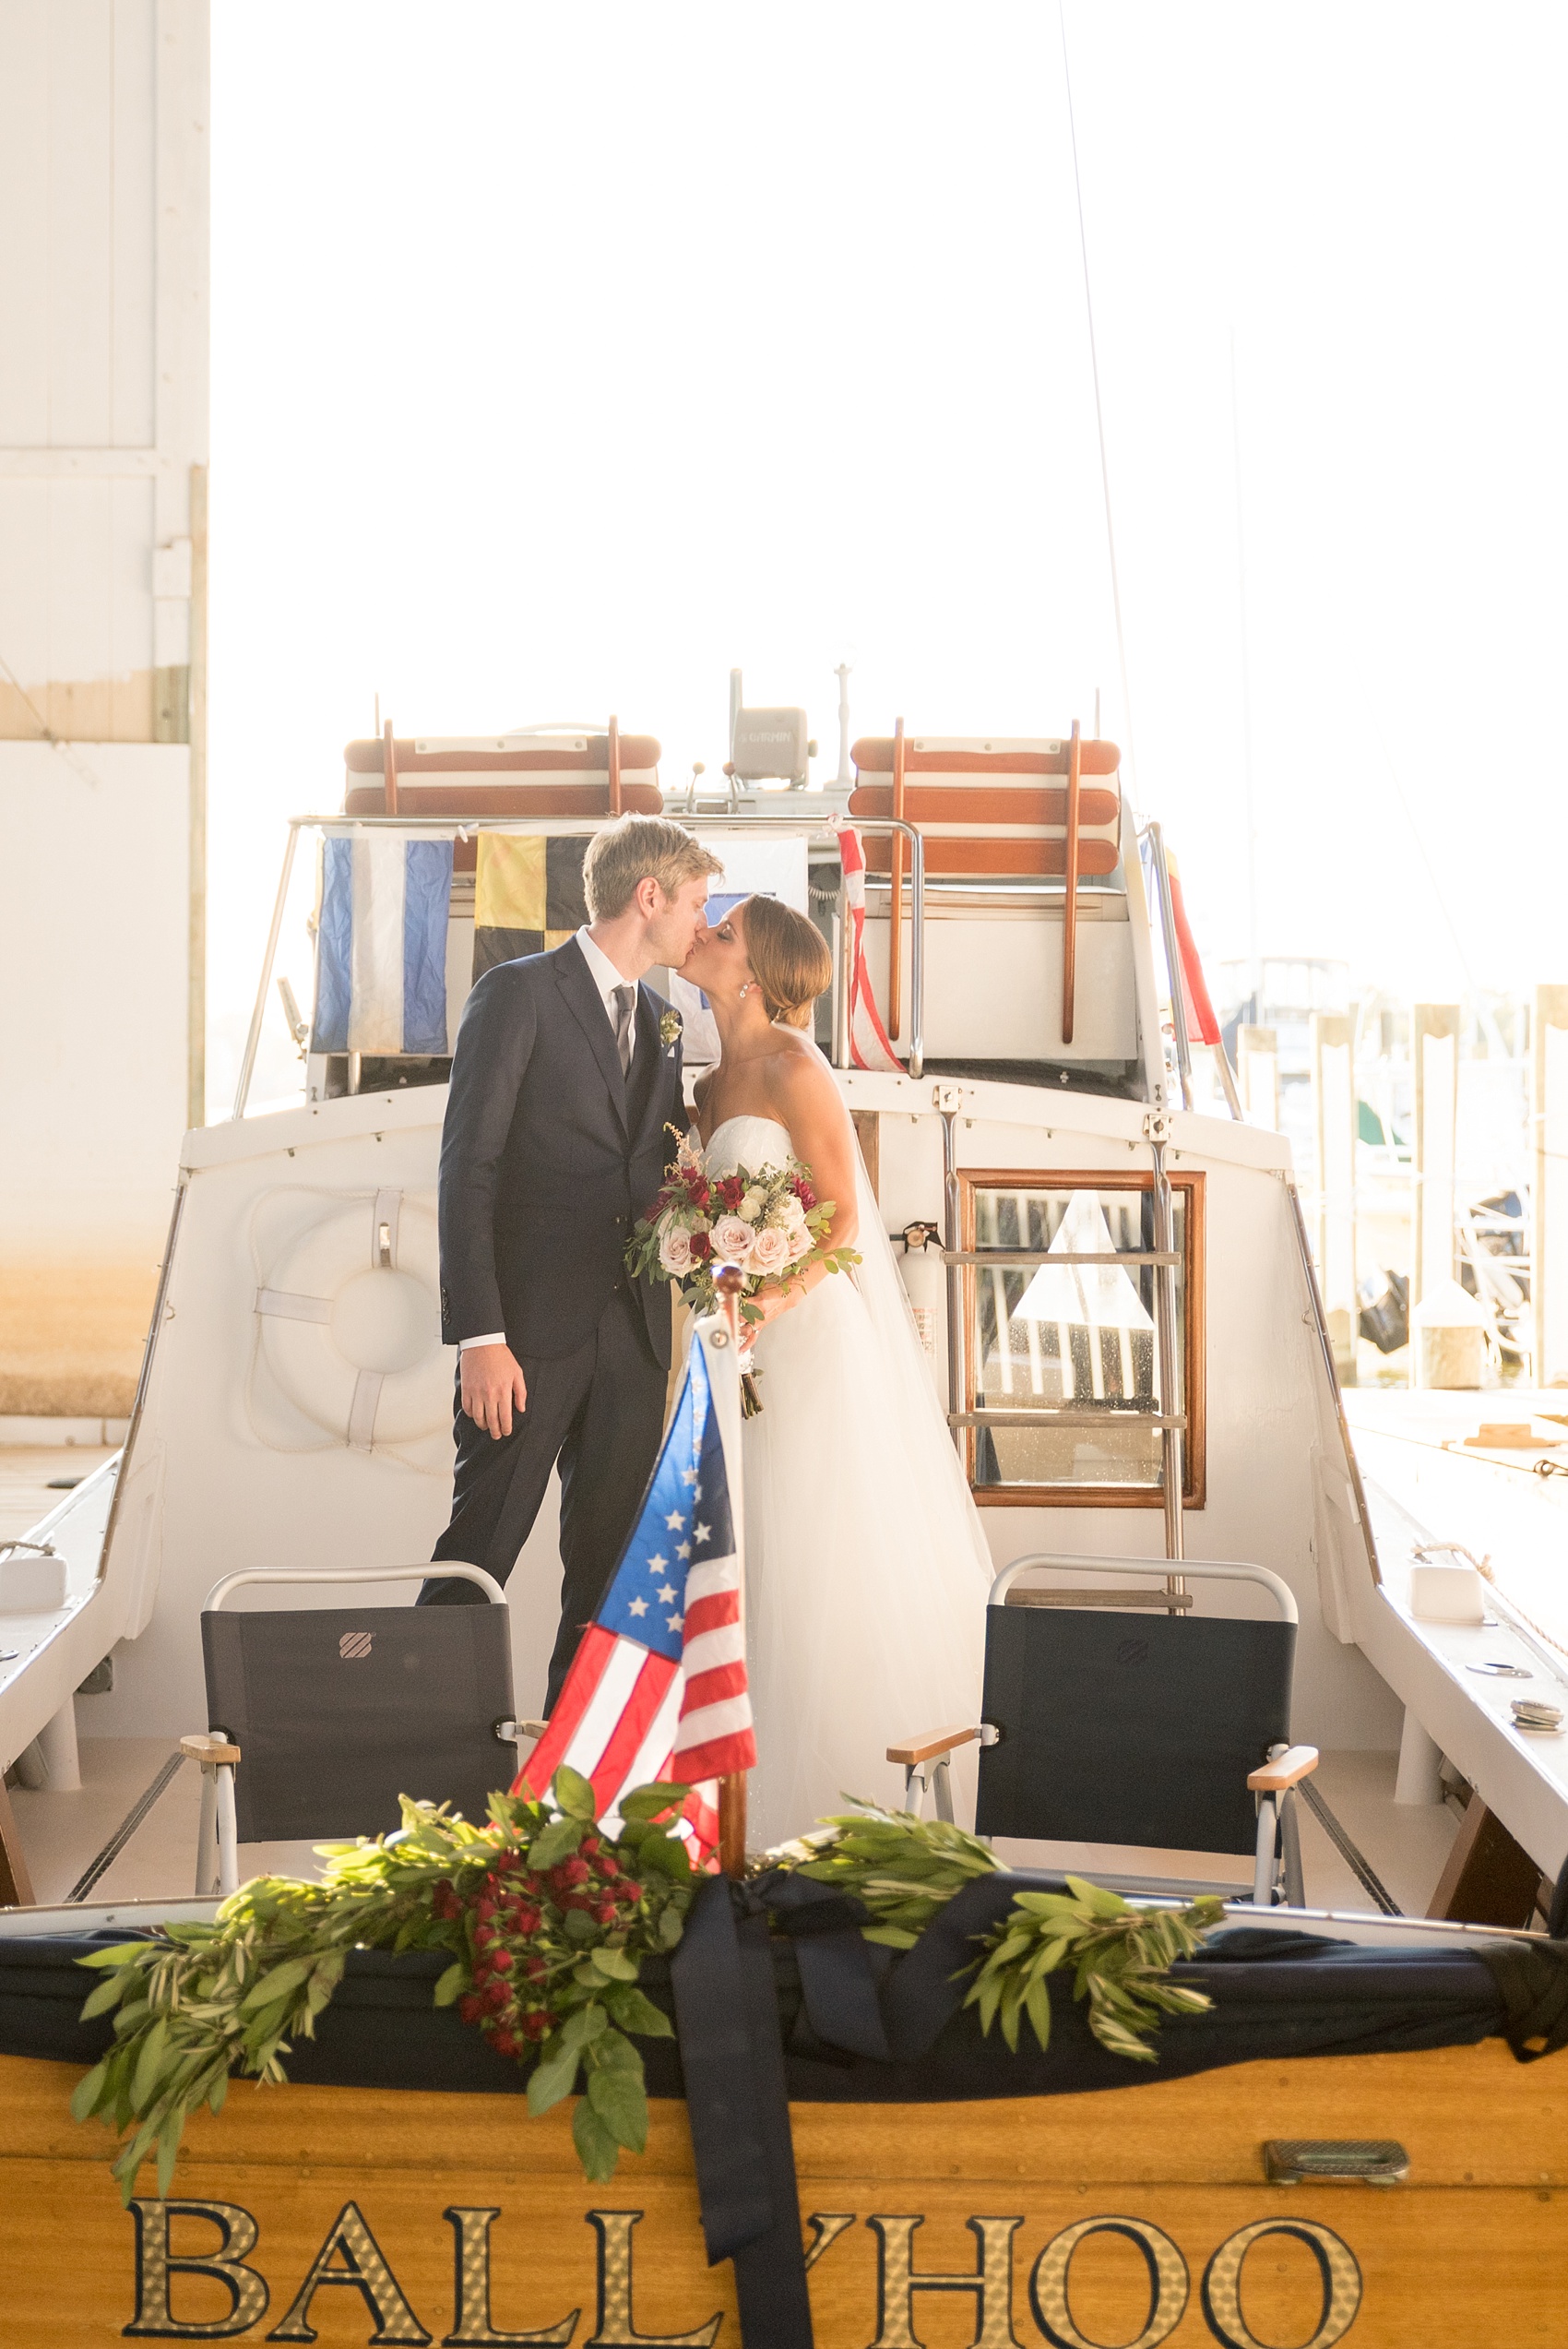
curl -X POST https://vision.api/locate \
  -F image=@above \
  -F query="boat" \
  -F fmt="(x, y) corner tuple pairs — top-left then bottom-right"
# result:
(3, 689), (1567, 2344)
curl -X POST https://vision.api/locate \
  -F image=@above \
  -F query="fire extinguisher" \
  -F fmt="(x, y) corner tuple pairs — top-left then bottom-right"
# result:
(896, 1220), (944, 1369)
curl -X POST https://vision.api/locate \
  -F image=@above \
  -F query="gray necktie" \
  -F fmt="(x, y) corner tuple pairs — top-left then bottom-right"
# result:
(612, 984), (636, 1077)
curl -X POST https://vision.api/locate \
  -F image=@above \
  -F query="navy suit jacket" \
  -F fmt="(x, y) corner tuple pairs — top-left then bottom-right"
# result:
(437, 938), (683, 1366)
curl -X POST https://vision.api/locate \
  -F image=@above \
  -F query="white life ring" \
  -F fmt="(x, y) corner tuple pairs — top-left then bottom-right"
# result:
(255, 1188), (451, 1451)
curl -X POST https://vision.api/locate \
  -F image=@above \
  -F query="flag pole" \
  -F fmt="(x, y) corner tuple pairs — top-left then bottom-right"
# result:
(713, 1266), (749, 1878)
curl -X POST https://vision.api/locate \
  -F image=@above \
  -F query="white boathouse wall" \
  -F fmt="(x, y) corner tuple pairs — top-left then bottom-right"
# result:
(0, 0), (208, 1415)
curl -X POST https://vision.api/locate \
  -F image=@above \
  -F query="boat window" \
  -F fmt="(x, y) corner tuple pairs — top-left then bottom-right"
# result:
(959, 1172), (1205, 1508)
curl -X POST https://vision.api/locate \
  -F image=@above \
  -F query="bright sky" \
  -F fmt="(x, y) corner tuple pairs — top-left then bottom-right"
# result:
(209, 3), (1568, 1111)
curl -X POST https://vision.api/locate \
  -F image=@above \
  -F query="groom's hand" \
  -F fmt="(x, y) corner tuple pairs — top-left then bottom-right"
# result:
(461, 1343), (529, 1438)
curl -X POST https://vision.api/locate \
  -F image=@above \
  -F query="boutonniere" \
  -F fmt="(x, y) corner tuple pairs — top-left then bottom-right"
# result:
(659, 1007), (683, 1051)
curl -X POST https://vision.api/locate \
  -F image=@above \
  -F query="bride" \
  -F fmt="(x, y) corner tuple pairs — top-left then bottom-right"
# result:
(680, 894), (993, 1851)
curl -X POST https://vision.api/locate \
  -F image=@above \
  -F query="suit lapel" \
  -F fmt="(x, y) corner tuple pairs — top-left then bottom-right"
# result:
(556, 938), (628, 1132)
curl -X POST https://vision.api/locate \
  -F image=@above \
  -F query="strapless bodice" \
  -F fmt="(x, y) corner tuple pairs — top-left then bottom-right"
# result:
(702, 1115), (794, 1174)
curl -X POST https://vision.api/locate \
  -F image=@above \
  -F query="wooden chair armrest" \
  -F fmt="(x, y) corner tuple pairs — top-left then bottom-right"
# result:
(886, 1724), (980, 1767)
(181, 1733), (241, 1766)
(1247, 1744), (1319, 1794)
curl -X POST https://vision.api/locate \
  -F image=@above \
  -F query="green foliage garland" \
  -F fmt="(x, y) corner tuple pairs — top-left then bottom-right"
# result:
(70, 1770), (695, 2200)
(71, 1791), (1223, 2202)
(791, 1802), (1223, 2060)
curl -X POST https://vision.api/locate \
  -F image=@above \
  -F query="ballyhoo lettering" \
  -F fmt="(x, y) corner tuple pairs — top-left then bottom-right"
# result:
(123, 2200), (1363, 2348)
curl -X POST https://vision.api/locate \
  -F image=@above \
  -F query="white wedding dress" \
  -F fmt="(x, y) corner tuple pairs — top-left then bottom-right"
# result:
(702, 1114), (994, 1852)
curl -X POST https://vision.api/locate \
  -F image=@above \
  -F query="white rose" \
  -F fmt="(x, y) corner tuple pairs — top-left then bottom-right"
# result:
(709, 1214), (756, 1267)
(659, 1225), (695, 1276)
(782, 1203), (813, 1260)
(749, 1224), (790, 1275)
(740, 1186), (766, 1221)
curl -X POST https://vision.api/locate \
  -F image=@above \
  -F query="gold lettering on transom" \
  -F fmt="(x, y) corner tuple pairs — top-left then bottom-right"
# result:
(1028, 2217), (1189, 2349)
(442, 2207), (578, 2346)
(267, 2200), (432, 2344)
(866, 2215), (1026, 2349)
(584, 2213), (720, 2349)
(1201, 2221), (1362, 2349)
(125, 2200), (271, 2339)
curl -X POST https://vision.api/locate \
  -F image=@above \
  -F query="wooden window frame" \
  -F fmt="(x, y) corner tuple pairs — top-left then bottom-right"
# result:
(959, 1167), (1206, 1509)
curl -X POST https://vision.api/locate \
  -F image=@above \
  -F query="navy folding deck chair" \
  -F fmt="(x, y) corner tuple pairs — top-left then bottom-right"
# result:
(189, 1565), (520, 1895)
(888, 1554), (1317, 1905)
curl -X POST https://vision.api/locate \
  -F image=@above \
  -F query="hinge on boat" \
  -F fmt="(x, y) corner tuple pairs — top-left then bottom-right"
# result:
(1143, 1108), (1172, 1144)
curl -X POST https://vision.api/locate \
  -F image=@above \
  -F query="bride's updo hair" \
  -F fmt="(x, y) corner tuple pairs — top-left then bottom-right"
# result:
(740, 896), (833, 1030)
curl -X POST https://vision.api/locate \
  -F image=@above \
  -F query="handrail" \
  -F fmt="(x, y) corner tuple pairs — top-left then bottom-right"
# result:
(230, 811), (928, 1117)
(1143, 820), (1194, 1113)
(204, 1563), (506, 1608)
(989, 1550), (1299, 1625)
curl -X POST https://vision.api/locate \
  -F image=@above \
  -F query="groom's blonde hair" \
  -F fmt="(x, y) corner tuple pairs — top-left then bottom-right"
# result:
(582, 815), (724, 921)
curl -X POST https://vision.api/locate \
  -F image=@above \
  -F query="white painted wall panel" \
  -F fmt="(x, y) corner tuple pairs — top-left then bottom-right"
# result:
(0, 1), (51, 446)
(110, 473), (156, 672)
(47, 0), (117, 447)
(112, 0), (157, 447)
(0, 483), (50, 682)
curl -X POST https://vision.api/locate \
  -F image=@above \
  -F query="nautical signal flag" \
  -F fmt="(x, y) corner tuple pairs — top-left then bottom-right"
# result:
(313, 834), (455, 1057)
(471, 831), (593, 981)
(516, 1334), (754, 1858)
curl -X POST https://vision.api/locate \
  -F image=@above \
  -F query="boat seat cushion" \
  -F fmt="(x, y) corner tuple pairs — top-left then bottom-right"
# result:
(343, 733), (662, 818)
(849, 733), (1122, 880)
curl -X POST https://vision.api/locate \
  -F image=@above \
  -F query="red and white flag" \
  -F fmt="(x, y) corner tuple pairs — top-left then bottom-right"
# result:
(515, 1333), (752, 1858)
(831, 818), (902, 1074)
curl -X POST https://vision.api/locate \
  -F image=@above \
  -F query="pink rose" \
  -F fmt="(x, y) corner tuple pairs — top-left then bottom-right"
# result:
(749, 1224), (790, 1275)
(709, 1214), (756, 1267)
(781, 1204), (813, 1260)
(659, 1224), (695, 1276)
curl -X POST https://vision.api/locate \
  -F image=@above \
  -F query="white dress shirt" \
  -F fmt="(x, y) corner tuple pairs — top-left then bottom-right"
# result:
(459, 928), (639, 1353)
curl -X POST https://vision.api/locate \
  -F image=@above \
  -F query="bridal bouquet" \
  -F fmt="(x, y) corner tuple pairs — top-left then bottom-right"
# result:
(626, 1131), (860, 1412)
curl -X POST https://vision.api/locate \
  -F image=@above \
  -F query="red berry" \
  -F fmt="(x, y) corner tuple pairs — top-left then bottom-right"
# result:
(620, 1881), (643, 1903)
(522, 2011), (552, 2041)
(598, 1856), (620, 1878)
(475, 1897), (496, 1922)
(491, 2028), (518, 2058)
(515, 1906), (541, 1934)
(484, 1980), (509, 2011)
(594, 1902), (618, 1925)
(580, 1835), (600, 1857)
(490, 1948), (514, 1974)
(473, 1924), (496, 1950)
(555, 1857), (590, 1888)
(526, 1957), (548, 1982)
(458, 1994), (482, 2025)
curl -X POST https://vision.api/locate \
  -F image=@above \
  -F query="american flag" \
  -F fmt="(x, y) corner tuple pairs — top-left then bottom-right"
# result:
(831, 817), (902, 1074)
(515, 1332), (754, 1854)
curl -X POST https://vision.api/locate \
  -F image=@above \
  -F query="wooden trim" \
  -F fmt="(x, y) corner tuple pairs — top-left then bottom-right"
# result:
(1248, 1744), (1319, 1792)
(608, 712), (623, 817)
(885, 1724), (980, 1766)
(382, 717), (399, 817)
(0, 1773), (35, 1907)
(850, 1110), (880, 1203)
(1427, 1796), (1542, 1928)
(888, 717), (906, 1041)
(959, 1167), (1206, 1510)
(1061, 719), (1081, 1044)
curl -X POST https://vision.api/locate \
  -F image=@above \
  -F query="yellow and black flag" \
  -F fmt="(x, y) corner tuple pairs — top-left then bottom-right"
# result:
(471, 832), (595, 980)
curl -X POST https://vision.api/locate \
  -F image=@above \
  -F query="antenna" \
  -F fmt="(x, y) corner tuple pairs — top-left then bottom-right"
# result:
(833, 662), (852, 789)
(1230, 329), (1259, 1007)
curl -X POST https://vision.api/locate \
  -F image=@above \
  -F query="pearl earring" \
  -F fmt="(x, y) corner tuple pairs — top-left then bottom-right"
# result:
(738, 982), (753, 1000)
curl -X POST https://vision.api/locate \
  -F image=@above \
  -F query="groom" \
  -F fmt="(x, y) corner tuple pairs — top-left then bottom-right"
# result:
(422, 813), (724, 1710)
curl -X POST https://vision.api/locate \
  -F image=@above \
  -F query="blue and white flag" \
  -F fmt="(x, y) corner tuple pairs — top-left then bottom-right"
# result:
(313, 836), (454, 1056)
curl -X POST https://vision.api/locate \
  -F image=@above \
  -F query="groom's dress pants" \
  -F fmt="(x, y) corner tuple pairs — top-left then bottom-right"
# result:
(420, 1284), (666, 1713)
